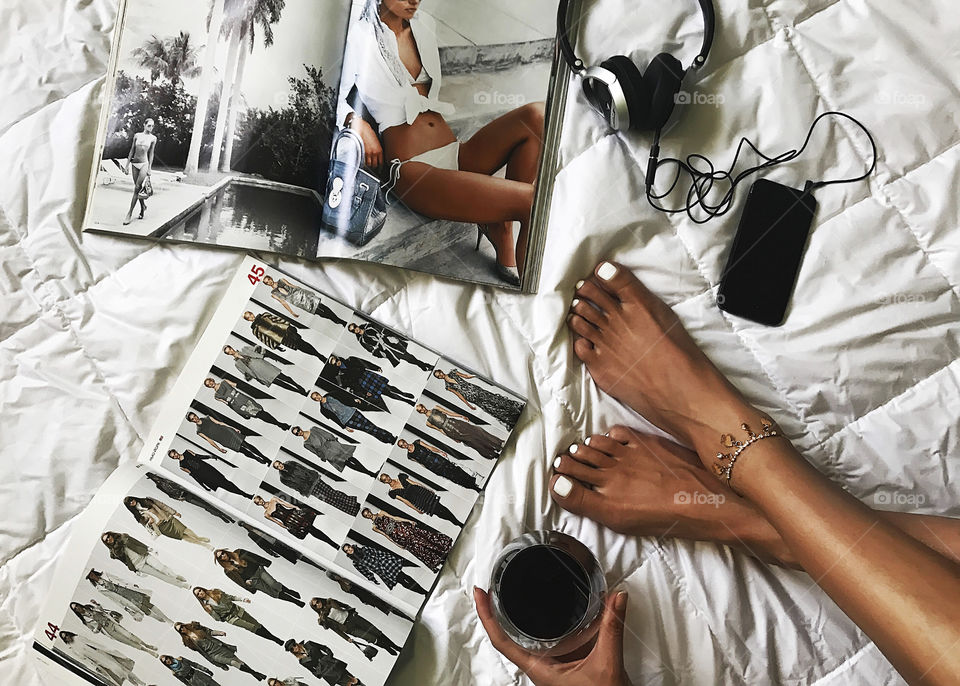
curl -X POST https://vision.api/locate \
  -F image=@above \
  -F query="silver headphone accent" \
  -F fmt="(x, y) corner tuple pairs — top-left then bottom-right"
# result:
(582, 67), (630, 131)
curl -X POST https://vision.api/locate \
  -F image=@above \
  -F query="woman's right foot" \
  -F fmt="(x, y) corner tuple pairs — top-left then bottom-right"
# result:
(567, 261), (761, 460)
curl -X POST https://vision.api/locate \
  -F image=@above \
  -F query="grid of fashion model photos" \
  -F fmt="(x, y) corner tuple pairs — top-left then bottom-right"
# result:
(32, 257), (526, 686)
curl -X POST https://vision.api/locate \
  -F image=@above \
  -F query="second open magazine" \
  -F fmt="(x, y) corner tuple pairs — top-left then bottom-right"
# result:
(82, 0), (568, 291)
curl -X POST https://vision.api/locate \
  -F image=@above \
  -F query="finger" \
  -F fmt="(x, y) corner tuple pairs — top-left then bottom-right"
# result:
(577, 278), (621, 314)
(581, 434), (624, 457)
(571, 297), (607, 329)
(550, 473), (605, 517)
(474, 587), (552, 679)
(564, 440), (615, 468)
(567, 313), (599, 343)
(552, 454), (603, 486)
(595, 591), (628, 666)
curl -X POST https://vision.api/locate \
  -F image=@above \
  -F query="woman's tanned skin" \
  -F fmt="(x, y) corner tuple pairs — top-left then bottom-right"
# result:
(477, 260), (960, 686)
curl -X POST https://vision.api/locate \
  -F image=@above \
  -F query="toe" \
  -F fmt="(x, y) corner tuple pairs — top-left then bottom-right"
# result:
(552, 454), (603, 486)
(573, 336), (595, 361)
(607, 425), (640, 445)
(565, 440), (614, 468)
(594, 260), (654, 304)
(582, 434), (625, 457)
(577, 279), (620, 314)
(567, 313), (599, 341)
(550, 473), (603, 517)
(570, 298), (607, 328)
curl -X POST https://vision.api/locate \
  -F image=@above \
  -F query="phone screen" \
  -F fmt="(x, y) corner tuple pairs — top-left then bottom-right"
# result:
(718, 179), (817, 326)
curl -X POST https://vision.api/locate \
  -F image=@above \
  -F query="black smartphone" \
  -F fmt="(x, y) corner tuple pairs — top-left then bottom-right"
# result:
(718, 178), (817, 326)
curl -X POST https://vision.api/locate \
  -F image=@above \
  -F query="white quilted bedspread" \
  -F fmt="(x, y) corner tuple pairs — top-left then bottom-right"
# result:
(2, 0), (959, 684)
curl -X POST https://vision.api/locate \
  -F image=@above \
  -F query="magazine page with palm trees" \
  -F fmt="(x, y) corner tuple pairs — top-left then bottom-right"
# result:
(84, 0), (353, 258)
(82, 0), (564, 292)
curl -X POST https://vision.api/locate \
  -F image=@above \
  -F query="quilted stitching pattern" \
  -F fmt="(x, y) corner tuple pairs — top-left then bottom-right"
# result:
(1, 0), (957, 684)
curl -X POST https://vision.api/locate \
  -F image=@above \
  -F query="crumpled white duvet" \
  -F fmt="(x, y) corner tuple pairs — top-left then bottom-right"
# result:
(2, 0), (959, 684)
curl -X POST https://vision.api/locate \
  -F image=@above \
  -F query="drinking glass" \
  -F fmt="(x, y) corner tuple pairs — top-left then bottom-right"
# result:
(489, 530), (607, 656)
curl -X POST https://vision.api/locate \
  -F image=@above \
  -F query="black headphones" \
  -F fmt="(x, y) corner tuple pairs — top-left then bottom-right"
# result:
(557, 0), (716, 136)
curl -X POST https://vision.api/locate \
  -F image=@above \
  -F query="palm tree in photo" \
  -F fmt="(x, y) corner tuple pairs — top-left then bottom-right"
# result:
(164, 31), (202, 86)
(186, 0), (227, 175)
(132, 32), (201, 85)
(213, 0), (287, 172)
(132, 35), (169, 84)
(207, 15), (243, 172)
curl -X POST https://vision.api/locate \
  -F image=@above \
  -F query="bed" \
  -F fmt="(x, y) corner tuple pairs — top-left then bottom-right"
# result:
(1, 0), (958, 684)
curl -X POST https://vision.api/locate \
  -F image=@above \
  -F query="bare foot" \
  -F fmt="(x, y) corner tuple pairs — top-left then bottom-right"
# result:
(548, 426), (794, 566)
(567, 261), (764, 461)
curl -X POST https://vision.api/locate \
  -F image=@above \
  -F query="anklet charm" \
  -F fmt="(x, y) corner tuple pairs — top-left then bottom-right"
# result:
(713, 419), (779, 486)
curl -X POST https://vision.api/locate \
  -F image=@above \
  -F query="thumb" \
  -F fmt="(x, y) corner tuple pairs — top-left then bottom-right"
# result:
(595, 590), (628, 665)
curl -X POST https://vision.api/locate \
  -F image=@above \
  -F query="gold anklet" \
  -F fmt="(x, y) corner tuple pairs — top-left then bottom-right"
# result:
(713, 419), (779, 486)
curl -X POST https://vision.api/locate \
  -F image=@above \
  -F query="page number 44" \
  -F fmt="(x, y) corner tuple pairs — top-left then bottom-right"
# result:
(248, 264), (265, 286)
(44, 622), (59, 641)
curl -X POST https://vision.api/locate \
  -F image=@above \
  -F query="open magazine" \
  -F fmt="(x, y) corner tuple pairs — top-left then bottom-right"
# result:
(32, 256), (526, 686)
(82, 0), (567, 291)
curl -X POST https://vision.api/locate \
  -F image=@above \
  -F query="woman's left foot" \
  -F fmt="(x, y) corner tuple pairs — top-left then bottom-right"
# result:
(549, 426), (770, 545)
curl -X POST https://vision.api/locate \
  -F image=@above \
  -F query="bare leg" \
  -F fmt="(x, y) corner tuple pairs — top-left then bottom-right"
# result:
(458, 102), (545, 273)
(124, 167), (143, 224)
(562, 261), (960, 685)
(392, 164), (533, 270)
(180, 527), (212, 548)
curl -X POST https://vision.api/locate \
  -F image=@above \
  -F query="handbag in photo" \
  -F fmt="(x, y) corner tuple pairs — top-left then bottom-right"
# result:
(321, 128), (387, 247)
(138, 175), (153, 199)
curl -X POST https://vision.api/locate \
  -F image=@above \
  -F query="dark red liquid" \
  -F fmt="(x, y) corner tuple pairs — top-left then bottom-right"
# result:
(499, 545), (590, 640)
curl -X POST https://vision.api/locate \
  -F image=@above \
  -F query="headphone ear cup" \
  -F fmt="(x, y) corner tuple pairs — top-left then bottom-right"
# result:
(598, 55), (647, 130)
(641, 53), (685, 131)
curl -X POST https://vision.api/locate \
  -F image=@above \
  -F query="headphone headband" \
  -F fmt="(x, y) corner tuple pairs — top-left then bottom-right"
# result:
(557, 0), (716, 73)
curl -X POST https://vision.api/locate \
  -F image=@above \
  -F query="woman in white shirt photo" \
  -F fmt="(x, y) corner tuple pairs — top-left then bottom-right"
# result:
(339, 0), (545, 285)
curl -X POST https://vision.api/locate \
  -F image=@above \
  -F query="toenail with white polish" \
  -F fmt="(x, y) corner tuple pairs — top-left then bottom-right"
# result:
(571, 298), (580, 308)
(568, 443), (579, 454)
(553, 456), (562, 469)
(597, 262), (618, 280)
(585, 437), (592, 445)
(553, 476), (573, 498)
(575, 279), (584, 289)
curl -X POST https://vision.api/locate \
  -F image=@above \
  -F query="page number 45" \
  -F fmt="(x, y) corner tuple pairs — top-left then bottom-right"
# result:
(248, 264), (265, 286)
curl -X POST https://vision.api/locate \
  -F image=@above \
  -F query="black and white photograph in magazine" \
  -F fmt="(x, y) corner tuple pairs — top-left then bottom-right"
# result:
(321, 0), (560, 287)
(84, 0), (352, 256)
(40, 469), (412, 686)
